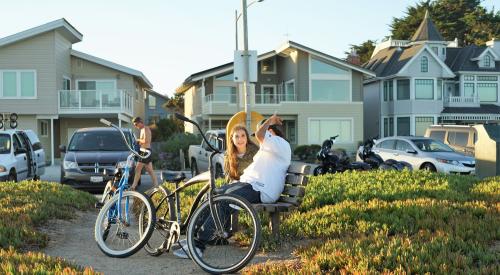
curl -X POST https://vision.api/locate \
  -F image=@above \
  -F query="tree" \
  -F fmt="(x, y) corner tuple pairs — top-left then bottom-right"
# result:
(345, 40), (377, 64)
(151, 117), (184, 142)
(165, 92), (184, 114)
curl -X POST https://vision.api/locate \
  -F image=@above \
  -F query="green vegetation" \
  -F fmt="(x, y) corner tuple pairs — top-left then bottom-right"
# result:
(244, 170), (500, 274)
(0, 180), (97, 274)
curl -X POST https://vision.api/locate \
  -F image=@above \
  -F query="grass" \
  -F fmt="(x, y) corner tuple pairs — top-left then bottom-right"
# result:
(243, 170), (500, 274)
(0, 180), (98, 274)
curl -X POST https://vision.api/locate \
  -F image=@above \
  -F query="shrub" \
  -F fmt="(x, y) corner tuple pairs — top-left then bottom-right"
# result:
(159, 133), (201, 170)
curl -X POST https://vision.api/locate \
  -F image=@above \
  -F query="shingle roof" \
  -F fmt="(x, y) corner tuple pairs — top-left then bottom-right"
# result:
(411, 10), (444, 42)
(442, 104), (500, 114)
(362, 44), (423, 77)
(445, 45), (500, 72)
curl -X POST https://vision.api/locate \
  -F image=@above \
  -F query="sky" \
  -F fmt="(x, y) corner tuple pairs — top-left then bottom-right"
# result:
(0, 0), (498, 97)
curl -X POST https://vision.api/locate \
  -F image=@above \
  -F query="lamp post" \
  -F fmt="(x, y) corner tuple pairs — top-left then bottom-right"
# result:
(235, 0), (263, 130)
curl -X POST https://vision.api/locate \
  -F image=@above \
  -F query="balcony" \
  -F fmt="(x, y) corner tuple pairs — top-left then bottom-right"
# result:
(202, 94), (237, 114)
(58, 90), (133, 116)
(443, 95), (480, 107)
(255, 93), (297, 104)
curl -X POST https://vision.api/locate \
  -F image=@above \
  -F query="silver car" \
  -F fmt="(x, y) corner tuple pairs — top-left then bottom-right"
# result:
(372, 136), (475, 175)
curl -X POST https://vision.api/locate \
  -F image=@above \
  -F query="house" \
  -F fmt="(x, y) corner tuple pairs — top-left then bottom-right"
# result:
(176, 40), (375, 152)
(363, 11), (500, 139)
(0, 19), (152, 164)
(145, 89), (171, 124)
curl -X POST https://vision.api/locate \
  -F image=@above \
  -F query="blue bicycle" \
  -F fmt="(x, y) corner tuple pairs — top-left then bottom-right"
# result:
(94, 118), (156, 258)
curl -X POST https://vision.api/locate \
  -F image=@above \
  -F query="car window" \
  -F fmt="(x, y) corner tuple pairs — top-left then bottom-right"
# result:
(208, 135), (218, 150)
(13, 134), (26, 151)
(447, 131), (468, 147)
(411, 139), (454, 152)
(429, 130), (445, 142)
(376, 139), (395, 150)
(0, 134), (11, 154)
(395, 140), (413, 152)
(68, 131), (128, 151)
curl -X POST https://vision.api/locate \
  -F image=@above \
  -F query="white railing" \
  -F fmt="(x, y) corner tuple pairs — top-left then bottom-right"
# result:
(204, 93), (237, 104)
(443, 95), (480, 107)
(58, 89), (133, 116)
(255, 93), (297, 104)
(372, 38), (410, 57)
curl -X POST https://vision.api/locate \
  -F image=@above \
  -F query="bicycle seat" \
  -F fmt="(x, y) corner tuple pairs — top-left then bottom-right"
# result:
(161, 171), (186, 183)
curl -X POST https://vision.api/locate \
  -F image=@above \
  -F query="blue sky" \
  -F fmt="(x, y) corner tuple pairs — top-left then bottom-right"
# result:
(0, 0), (498, 96)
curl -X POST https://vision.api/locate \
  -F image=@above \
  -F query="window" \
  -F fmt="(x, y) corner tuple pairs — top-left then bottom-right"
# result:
(309, 118), (352, 144)
(484, 55), (491, 67)
(40, 121), (48, 137)
(311, 80), (349, 101)
(311, 58), (349, 75)
(447, 131), (468, 147)
(429, 130), (445, 142)
(415, 79), (434, 99)
(377, 139), (395, 150)
(383, 80), (393, 101)
(437, 80), (442, 100)
(383, 117), (394, 137)
(213, 86), (237, 103)
(464, 83), (474, 97)
(261, 58), (276, 74)
(397, 79), (410, 100)
(284, 80), (295, 101)
(397, 117), (410, 136)
(431, 47), (438, 55)
(256, 85), (277, 104)
(0, 134), (11, 154)
(283, 120), (297, 144)
(477, 76), (497, 81)
(395, 140), (413, 152)
(215, 73), (234, 81)
(421, 56), (428, 72)
(477, 83), (498, 102)
(464, 75), (474, 81)
(148, 94), (156, 109)
(77, 80), (117, 108)
(442, 48), (445, 55)
(63, 77), (71, 90)
(1, 70), (36, 98)
(415, 117), (434, 136)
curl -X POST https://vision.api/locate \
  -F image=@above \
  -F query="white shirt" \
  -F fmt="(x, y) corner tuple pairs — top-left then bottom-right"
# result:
(239, 131), (291, 203)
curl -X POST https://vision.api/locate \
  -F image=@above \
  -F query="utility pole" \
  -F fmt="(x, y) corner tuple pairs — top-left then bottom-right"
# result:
(242, 0), (251, 130)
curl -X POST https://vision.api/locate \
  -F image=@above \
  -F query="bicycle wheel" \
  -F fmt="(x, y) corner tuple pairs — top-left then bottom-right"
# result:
(94, 190), (156, 258)
(186, 194), (261, 274)
(141, 186), (176, 256)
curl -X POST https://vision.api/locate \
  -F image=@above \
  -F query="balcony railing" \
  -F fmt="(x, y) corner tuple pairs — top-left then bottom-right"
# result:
(58, 90), (133, 116)
(204, 93), (237, 104)
(255, 93), (297, 104)
(443, 95), (480, 107)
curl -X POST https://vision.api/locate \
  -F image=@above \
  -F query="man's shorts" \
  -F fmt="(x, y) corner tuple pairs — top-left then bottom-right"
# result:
(138, 148), (152, 164)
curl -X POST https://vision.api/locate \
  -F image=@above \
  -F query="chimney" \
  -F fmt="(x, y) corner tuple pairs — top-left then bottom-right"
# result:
(346, 48), (361, 65)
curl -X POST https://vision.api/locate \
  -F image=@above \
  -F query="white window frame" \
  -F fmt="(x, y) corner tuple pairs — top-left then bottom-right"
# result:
(256, 84), (278, 105)
(0, 70), (37, 99)
(63, 75), (71, 90)
(284, 79), (296, 101)
(414, 78), (434, 100)
(308, 55), (352, 103)
(40, 120), (49, 137)
(260, 57), (276, 74)
(307, 117), (354, 144)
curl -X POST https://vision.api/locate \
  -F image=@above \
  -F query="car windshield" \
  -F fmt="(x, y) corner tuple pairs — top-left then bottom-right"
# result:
(411, 139), (454, 152)
(0, 134), (11, 154)
(68, 131), (129, 151)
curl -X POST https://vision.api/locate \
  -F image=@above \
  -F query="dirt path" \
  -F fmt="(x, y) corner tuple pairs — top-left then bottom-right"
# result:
(41, 210), (296, 275)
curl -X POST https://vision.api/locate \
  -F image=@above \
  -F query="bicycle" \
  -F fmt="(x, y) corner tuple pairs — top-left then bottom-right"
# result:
(140, 113), (261, 274)
(94, 118), (156, 258)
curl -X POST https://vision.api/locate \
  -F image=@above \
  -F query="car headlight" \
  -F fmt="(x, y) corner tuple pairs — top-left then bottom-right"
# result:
(63, 160), (78, 169)
(117, 161), (128, 168)
(0, 165), (6, 173)
(436, 159), (460, 166)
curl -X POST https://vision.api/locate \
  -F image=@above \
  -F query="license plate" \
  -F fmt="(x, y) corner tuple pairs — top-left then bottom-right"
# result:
(90, 176), (103, 183)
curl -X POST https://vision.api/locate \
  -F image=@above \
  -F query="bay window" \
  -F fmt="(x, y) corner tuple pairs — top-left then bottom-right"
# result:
(415, 79), (434, 99)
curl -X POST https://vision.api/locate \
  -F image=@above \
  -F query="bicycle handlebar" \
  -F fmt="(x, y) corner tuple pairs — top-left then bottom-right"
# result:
(98, 118), (151, 159)
(175, 113), (221, 154)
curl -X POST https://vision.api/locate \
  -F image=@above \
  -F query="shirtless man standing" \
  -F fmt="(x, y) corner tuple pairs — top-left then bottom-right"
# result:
(131, 117), (159, 190)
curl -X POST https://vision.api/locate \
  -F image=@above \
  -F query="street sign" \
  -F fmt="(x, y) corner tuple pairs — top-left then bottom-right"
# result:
(233, 50), (257, 82)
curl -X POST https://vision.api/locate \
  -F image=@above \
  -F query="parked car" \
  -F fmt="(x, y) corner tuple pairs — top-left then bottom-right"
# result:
(424, 125), (476, 156)
(372, 136), (475, 175)
(60, 127), (137, 191)
(188, 129), (225, 178)
(0, 129), (46, 182)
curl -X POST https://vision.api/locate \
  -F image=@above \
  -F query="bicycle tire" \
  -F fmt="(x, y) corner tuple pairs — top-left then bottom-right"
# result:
(94, 190), (156, 258)
(186, 194), (261, 274)
(141, 186), (176, 256)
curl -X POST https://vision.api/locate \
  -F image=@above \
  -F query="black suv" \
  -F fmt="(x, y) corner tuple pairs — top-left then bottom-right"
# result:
(60, 127), (136, 191)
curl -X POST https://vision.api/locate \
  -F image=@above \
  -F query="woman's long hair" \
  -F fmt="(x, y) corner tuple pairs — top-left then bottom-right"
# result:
(227, 124), (254, 180)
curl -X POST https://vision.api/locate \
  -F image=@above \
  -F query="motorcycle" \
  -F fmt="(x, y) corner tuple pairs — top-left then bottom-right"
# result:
(357, 137), (413, 171)
(313, 135), (371, 176)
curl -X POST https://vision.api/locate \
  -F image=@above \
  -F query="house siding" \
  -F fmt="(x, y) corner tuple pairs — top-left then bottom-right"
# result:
(55, 32), (72, 90)
(352, 71), (364, 102)
(0, 31), (57, 114)
(400, 49), (448, 78)
(296, 50), (309, 101)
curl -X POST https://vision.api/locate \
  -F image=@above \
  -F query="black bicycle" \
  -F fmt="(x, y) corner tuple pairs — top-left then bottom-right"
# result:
(140, 113), (261, 274)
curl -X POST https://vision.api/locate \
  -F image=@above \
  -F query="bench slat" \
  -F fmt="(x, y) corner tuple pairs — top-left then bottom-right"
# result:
(253, 202), (294, 212)
(283, 185), (305, 197)
(278, 196), (302, 206)
(287, 163), (311, 175)
(285, 174), (308, 186)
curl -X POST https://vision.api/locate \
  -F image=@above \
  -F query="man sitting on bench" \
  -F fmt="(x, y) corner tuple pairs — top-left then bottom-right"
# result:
(174, 113), (291, 259)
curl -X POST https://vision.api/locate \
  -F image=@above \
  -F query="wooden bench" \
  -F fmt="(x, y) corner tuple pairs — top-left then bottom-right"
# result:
(252, 162), (310, 239)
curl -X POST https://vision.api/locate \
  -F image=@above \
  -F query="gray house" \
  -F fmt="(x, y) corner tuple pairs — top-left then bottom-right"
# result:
(145, 89), (171, 124)
(363, 11), (500, 139)
(177, 41), (375, 152)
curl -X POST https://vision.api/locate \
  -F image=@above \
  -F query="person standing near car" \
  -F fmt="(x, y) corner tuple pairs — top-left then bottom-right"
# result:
(131, 117), (158, 190)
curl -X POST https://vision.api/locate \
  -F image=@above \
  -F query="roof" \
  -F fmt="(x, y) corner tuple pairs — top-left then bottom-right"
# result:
(411, 10), (444, 42)
(445, 45), (500, 72)
(71, 50), (153, 88)
(0, 18), (82, 48)
(364, 44), (424, 77)
(442, 104), (500, 114)
(176, 40), (375, 93)
(146, 90), (170, 101)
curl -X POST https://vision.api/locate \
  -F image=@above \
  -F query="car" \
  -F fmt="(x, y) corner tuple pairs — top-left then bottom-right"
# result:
(188, 129), (225, 177)
(59, 127), (137, 191)
(424, 125), (477, 156)
(0, 129), (46, 182)
(372, 136), (475, 175)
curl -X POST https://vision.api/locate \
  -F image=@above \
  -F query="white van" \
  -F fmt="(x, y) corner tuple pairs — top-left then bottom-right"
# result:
(0, 129), (46, 182)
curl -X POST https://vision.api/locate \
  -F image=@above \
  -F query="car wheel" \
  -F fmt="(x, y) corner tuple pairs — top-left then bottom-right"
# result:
(8, 170), (17, 182)
(215, 164), (224, 179)
(421, 162), (436, 172)
(191, 159), (199, 177)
